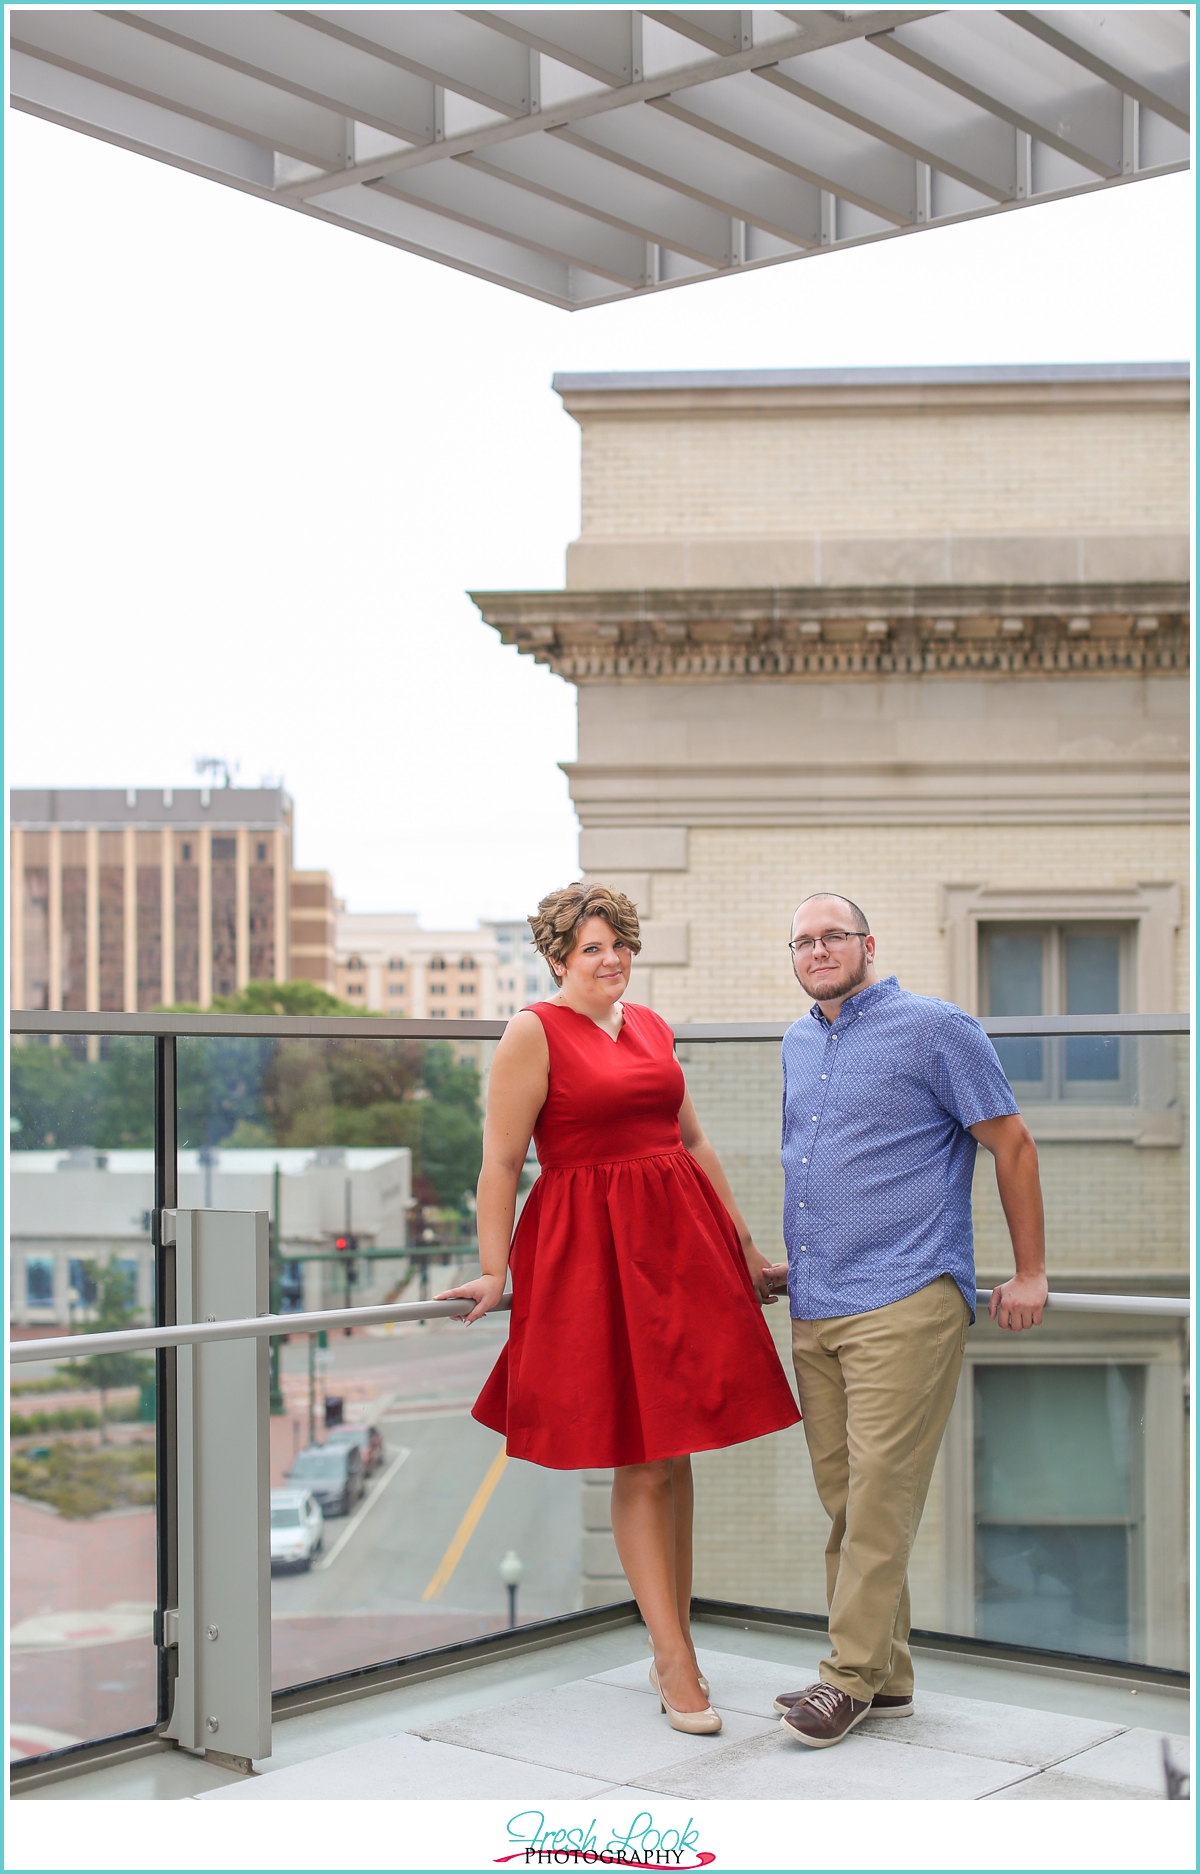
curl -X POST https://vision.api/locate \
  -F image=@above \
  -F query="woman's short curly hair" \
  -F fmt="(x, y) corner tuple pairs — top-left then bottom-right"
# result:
(530, 882), (641, 981)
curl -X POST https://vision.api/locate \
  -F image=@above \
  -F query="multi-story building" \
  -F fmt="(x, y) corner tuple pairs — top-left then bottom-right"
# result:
(474, 363), (1191, 1663)
(10, 1145), (412, 1328)
(484, 919), (556, 1016)
(10, 787), (336, 1008)
(334, 910), (499, 1021)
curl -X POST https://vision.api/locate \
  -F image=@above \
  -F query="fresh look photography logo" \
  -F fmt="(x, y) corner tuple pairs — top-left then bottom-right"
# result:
(494, 1809), (714, 1867)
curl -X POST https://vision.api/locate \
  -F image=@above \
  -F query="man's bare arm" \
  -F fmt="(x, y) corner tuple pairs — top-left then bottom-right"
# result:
(970, 1114), (1047, 1333)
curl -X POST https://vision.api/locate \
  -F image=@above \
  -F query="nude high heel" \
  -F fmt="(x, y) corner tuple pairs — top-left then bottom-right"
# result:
(646, 1635), (709, 1698)
(648, 1662), (722, 1735)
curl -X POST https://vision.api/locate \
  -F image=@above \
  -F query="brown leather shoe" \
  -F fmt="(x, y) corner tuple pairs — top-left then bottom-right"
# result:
(779, 1681), (872, 1748)
(773, 1685), (913, 1717)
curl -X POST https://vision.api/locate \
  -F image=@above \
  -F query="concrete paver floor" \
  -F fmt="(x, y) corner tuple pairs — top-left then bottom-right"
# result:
(17, 1621), (1189, 1802)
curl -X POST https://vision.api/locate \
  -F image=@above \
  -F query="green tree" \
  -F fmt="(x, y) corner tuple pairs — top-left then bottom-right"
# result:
(71, 1263), (153, 1443)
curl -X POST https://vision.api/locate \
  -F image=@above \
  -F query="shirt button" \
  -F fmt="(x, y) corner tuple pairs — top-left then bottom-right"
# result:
(802, 1157), (808, 1164)
(799, 1245), (808, 1253)
(798, 1202), (804, 1208)
(821, 1074), (827, 1080)
(812, 1116), (818, 1122)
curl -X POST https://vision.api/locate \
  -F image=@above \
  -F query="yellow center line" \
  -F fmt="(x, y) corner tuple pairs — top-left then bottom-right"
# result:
(421, 1445), (509, 1603)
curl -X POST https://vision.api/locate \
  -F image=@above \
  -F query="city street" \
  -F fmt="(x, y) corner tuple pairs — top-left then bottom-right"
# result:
(270, 1316), (584, 1684)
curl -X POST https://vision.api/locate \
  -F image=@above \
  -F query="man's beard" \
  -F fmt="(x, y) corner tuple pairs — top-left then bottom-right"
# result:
(805, 950), (871, 1002)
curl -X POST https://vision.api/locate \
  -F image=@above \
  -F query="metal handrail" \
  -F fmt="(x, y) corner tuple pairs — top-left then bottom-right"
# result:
(973, 1288), (1189, 1319)
(8, 1294), (513, 1365)
(9, 1010), (1191, 1040)
(9, 1285), (1188, 1366)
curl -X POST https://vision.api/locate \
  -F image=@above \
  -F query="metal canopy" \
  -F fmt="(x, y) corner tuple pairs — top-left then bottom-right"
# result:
(10, 7), (1190, 309)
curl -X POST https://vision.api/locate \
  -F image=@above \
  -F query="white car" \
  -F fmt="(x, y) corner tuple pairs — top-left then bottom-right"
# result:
(270, 1488), (324, 1571)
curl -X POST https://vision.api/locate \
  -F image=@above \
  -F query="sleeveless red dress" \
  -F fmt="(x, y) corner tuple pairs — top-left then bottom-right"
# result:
(472, 1000), (801, 1469)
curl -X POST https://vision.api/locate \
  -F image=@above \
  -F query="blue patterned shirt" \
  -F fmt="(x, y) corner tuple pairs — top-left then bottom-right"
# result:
(781, 976), (1018, 1322)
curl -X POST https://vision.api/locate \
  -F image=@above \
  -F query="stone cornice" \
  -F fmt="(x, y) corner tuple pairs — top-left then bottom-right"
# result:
(473, 584), (1191, 683)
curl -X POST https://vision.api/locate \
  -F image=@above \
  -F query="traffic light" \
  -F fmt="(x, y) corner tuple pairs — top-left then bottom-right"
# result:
(335, 1234), (359, 1303)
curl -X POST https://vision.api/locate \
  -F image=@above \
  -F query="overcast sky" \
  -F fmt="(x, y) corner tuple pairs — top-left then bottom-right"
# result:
(6, 108), (1192, 929)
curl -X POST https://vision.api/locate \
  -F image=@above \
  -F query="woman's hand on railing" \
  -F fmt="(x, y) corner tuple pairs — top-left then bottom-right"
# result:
(435, 1272), (507, 1325)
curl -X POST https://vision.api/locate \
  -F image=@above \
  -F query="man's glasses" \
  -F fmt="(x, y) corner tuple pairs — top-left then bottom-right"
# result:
(788, 930), (868, 957)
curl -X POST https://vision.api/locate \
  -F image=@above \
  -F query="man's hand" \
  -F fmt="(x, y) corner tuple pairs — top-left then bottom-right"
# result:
(763, 1262), (790, 1297)
(988, 1270), (1048, 1333)
(742, 1243), (780, 1305)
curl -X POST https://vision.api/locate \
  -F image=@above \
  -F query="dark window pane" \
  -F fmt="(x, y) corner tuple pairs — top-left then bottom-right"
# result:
(974, 1365), (1137, 1658)
(984, 930), (1044, 1082)
(25, 1257), (54, 1306)
(976, 1525), (1130, 1658)
(1065, 930), (1121, 1015)
(1064, 930), (1122, 1081)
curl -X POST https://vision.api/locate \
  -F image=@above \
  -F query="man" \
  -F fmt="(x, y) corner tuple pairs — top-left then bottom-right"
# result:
(767, 892), (1047, 1749)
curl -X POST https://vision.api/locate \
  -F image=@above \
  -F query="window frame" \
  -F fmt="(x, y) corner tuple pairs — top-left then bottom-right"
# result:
(979, 919), (1137, 1107)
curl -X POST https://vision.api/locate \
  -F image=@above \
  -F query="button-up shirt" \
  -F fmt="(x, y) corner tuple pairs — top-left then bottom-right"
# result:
(781, 976), (1018, 1322)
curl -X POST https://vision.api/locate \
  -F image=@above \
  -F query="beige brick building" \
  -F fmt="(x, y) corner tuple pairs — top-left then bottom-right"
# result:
(10, 788), (338, 1008)
(476, 364), (1190, 1666)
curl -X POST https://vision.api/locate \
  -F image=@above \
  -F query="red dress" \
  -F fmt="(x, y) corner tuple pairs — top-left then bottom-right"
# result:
(472, 999), (801, 1468)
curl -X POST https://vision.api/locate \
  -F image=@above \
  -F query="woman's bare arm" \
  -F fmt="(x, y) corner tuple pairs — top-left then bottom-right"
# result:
(678, 1089), (775, 1305)
(436, 1012), (549, 1323)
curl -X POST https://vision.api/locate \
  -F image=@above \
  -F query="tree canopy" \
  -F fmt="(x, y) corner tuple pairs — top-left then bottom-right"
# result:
(11, 983), (485, 1206)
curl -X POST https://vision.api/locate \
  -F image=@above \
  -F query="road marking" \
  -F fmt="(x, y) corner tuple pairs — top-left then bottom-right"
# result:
(421, 1445), (508, 1603)
(310, 1446), (412, 1573)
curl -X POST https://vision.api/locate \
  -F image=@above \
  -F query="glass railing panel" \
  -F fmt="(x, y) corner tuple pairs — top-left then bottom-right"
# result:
(676, 1033), (1190, 1674)
(179, 1032), (581, 1690)
(9, 1033), (159, 1762)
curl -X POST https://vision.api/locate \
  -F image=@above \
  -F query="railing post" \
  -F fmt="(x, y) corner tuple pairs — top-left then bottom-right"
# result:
(161, 1208), (272, 1769)
(152, 1034), (178, 1731)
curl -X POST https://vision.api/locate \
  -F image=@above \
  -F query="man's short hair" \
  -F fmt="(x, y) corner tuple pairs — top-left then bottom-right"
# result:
(794, 892), (870, 935)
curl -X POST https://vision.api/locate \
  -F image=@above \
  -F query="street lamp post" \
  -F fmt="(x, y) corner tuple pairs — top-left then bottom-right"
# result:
(499, 1549), (525, 1629)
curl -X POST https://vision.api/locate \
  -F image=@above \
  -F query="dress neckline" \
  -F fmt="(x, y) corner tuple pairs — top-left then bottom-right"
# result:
(545, 998), (627, 1045)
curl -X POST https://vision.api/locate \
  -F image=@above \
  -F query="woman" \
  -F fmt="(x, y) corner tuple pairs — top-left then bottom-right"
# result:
(438, 883), (800, 1735)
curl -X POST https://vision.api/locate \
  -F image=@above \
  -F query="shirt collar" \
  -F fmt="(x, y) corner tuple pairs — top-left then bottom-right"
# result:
(808, 975), (900, 1029)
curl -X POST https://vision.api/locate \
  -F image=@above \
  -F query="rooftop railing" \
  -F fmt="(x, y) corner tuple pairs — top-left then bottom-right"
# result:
(9, 1008), (1190, 1787)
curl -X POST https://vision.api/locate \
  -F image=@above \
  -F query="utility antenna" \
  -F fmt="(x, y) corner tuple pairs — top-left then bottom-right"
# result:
(194, 756), (239, 789)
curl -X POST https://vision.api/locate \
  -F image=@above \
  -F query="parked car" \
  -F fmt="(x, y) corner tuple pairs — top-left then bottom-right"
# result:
(325, 1422), (384, 1476)
(270, 1489), (324, 1571)
(286, 1441), (364, 1518)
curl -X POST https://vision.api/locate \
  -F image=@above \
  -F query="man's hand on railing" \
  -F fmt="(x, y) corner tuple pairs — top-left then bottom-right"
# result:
(988, 1271), (1049, 1333)
(436, 1272), (507, 1325)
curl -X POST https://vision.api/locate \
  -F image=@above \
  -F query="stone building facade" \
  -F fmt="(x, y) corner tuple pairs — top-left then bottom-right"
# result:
(475, 364), (1191, 1667)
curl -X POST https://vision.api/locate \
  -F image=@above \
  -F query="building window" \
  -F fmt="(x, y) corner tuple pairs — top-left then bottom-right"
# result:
(388, 958), (405, 971)
(979, 922), (1132, 1101)
(25, 1257), (54, 1308)
(68, 1258), (98, 1306)
(256, 842), (267, 863)
(347, 983), (365, 996)
(429, 982), (447, 996)
(974, 1363), (1141, 1659)
(431, 1008), (446, 1018)
(346, 956), (364, 972)
(429, 956), (446, 972)
(459, 982), (476, 997)
(113, 1258), (140, 1304)
(459, 956), (476, 971)
(388, 983), (404, 997)
(212, 837), (237, 861)
(181, 842), (192, 862)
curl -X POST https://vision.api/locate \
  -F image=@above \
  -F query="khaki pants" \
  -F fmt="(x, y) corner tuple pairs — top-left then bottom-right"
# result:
(791, 1274), (969, 1703)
